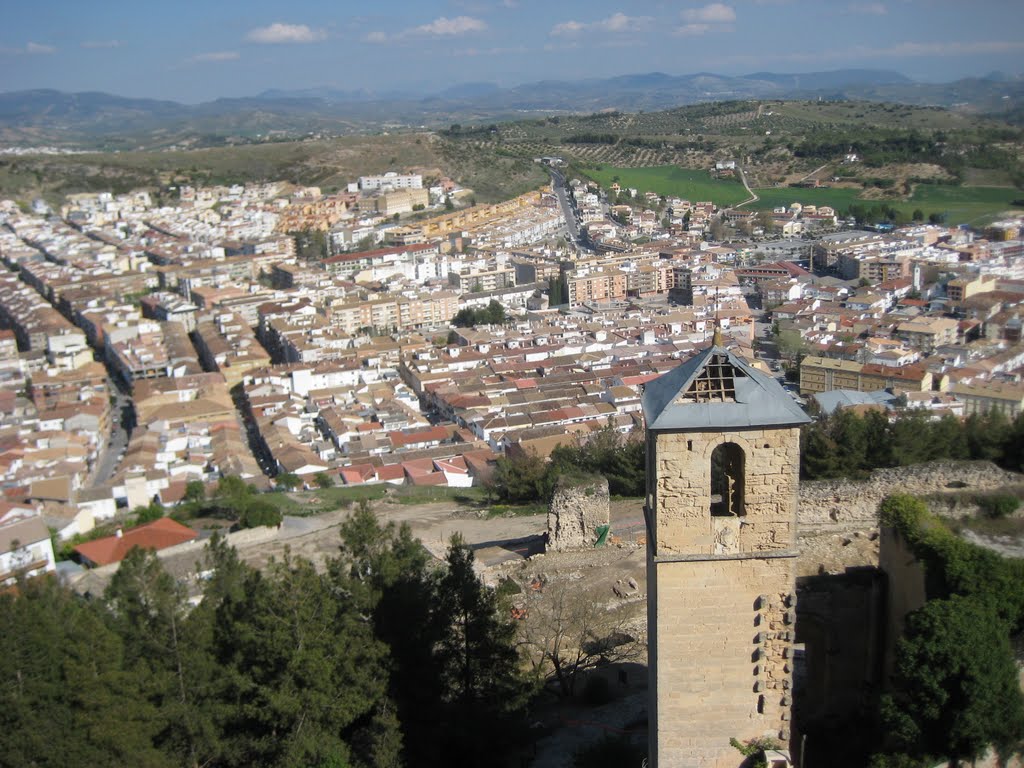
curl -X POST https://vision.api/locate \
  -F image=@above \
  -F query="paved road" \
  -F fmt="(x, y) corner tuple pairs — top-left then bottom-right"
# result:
(550, 169), (579, 240)
(89, 377), (132, 488)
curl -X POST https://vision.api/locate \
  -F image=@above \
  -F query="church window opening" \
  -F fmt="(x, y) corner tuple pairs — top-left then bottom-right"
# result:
(710, 442), (745, 517)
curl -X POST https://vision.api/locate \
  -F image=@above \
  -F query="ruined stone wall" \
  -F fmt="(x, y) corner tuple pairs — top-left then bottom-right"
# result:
(798, 461), (1021, 532)
(651, 556), (796, 768)
(878, 525), (929, 680)
(547, 475), (610, 552)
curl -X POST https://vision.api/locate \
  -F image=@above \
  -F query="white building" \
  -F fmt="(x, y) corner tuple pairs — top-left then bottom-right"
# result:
(358, 172), (423, 191)
(0, 516), (57, 585)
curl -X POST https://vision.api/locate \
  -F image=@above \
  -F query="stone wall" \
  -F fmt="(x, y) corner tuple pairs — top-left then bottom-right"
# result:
(547, 475), (610, 552)
(651, 556), (796, 767)
(798, 461), (1020, 532)
(652, 427), (802, 556)
(649, 424), (801, 767)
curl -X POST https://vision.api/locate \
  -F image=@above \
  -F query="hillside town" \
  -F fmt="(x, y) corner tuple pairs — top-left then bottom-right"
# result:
(1, 169), (1023, 582)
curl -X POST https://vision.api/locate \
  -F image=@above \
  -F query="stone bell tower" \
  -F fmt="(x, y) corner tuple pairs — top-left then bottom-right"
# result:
(641, 335), (810, 768)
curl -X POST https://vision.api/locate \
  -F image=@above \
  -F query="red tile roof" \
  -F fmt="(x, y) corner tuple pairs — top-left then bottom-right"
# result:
(74, 518), (198, 567)
(375, 464), (406, 482)
(388, 425), (449, 448)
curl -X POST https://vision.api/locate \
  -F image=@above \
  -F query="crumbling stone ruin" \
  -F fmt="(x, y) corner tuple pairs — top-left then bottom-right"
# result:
(799, 460), (1020, 531)
(546, 474), (610, 552)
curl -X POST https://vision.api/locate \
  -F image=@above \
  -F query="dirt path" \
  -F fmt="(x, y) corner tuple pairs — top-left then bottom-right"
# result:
(735, 165), (759, 209)
(235, 497), (648, 570)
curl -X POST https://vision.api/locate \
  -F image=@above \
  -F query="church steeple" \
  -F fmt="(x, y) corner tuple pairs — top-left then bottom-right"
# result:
(642, 337), (810, 766)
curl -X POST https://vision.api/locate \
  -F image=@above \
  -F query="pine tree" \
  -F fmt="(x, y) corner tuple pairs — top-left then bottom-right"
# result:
(434, 535), (532, 767)
(213, 554), (389, 767)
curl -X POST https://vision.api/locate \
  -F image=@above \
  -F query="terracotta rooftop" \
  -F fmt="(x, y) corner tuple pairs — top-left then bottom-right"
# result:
(73, 517), (198, 567)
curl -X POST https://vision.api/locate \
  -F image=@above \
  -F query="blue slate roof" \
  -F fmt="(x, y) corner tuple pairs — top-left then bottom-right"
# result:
(812, 389), (897, 415)
(642, 344), (811, 431)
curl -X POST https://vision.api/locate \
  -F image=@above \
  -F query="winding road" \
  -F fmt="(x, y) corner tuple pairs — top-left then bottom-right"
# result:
(735, 165), (759, 209)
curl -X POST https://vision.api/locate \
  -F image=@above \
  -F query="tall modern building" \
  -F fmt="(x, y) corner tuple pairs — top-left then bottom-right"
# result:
(641, 332), (810, 767)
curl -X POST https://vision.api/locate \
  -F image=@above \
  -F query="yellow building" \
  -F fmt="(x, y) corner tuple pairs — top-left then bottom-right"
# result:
(800, 356), (932, 395)
(952, 380), (1024, 419)
(374, 188), (429, 216)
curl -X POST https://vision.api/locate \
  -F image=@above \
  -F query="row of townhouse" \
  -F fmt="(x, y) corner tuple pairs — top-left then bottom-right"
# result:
(326, 291), (460, 334)
(191, 311), (272, 388)
(0, 272), (91, 368)
(108, 373), (266, 509)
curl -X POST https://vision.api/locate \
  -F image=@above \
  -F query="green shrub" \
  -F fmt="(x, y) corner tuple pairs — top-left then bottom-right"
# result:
(975, 493), (1020, 519)
(495, 576), (522, 600)
(239, 500), (283, 529)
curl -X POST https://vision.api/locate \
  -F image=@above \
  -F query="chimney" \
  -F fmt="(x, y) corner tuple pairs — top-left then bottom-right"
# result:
(115, 528), (123, 538)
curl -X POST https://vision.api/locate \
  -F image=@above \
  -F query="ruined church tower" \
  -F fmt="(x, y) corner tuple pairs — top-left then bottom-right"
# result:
(641, 337), (810, 767)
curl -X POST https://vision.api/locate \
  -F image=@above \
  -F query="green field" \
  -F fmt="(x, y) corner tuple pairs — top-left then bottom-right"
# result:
(580, 164), (1021, 225)
(582, 165), (750, 206)
(900, 184), (1023, 224)
(749, 183), (1022, 224)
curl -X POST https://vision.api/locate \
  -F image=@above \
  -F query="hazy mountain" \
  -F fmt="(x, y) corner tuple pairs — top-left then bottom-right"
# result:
(741, 69), (912, 89)
(0, 89), (182, 123)
(437, 82), (503, 100)
(1, 69), (1020, 148)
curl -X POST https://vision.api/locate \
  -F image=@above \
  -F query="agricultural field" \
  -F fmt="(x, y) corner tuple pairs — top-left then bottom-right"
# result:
(581, 165), (750, 206)
(575, 161), (1021, 225)
(898, 184), (1023, 224)
(748, 182), (1022, 224)
(746, 185), (864, 213)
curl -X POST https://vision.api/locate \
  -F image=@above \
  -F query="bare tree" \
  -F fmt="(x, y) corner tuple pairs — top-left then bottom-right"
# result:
(516, 579), (643, 698)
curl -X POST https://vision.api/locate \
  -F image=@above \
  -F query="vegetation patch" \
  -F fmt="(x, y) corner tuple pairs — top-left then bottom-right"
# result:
(581, 164), (749, 206)
(799, 407), (1024, 480)
(875, 495), (1024, 766)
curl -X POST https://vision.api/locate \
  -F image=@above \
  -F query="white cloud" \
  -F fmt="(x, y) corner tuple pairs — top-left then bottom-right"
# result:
(674, 23), (712, 36)
(187, 51), (240, 63)
(411, 16), (488, 36)
(551, 20), (586, 36)
(367, 15), (487, 43)
(246, 23), (326, 44)
(81, 40), (122, 49)
(846, 2), (887, 14)
(600, 12), (650, 32)
(681, 3), (736, 23)
(25, 42), (56, 54)
(550, 12), (652, 36)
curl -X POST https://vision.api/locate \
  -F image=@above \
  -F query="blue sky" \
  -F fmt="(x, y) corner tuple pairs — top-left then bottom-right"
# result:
(2, 0), (1022, 102)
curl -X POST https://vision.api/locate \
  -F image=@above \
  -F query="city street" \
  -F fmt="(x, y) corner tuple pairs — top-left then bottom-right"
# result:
(88, 377), (132, 488)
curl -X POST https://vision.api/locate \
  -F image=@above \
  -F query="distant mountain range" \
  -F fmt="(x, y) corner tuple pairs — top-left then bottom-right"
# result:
(1, 69), (1021, 149)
